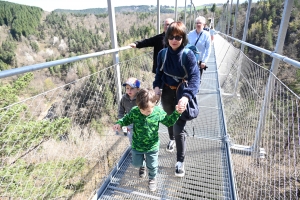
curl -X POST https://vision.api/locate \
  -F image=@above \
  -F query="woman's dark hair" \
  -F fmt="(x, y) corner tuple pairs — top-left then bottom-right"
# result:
(164, 21), (188, 47)
(136, 88), (157, 110)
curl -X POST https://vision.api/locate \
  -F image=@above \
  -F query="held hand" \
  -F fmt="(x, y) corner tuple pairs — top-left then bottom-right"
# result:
(154, 87), (161, 103)
(113, 124), (121, 132)
(129, 43), (136, 48)
(154, 87), (161, 95)
(200, 62), (206, 69)
(178, 96), (189, 107)
(176, 104), (186, 114)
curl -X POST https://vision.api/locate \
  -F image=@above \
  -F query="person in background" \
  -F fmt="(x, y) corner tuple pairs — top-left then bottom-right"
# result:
(113, 88), (185, 192)
(210, 25), (215, 42)
(117, 77), (141, 144)
(153, 21), (200, 178)
(129, 18), (174, 74)
(188, 16), (211, 78)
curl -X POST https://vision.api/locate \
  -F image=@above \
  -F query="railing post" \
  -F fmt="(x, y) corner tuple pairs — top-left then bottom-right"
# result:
(107, 0), (122, 102)
(225, 0), (229, 34)
(222, 4), (227, 33)
(227, 0), (233, 36)
(184, 0), (187, 25)
(189, 0), (192, 31)
(241, 0), (252, 52)
(175, 0), (178, 21)
(232, 0), (239, 39)
(252, 0), (294, 157)
(157, 0), (160, 34)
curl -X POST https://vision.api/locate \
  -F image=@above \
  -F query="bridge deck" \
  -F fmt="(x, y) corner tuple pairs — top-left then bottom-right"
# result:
(96, 44), (234, 199)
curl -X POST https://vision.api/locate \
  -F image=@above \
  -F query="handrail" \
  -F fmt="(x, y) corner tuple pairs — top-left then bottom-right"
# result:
(217, 32), (300, 69)
(0, 46), (131, 79)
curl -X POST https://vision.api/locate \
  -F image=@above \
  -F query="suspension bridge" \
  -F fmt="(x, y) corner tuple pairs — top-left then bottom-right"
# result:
(0, 0), (300, 199)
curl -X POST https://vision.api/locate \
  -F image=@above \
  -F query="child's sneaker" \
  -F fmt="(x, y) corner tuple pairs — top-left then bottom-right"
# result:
(139, 166), (146, 178)
(175, 161), (185, 177)
(148, 178), (157, 191)
(166, 140), (176, 152)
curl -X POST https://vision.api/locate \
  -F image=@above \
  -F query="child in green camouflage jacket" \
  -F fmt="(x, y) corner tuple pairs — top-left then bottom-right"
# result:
(113, 88), (185, 192)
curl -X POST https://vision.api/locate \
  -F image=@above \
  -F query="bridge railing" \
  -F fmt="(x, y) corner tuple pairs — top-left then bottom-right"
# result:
(214, 34), (300, 199)
(0, 49), (153, 199)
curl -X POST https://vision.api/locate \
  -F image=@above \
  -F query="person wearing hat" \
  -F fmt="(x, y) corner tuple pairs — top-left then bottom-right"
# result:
(117, 77), (141, 141)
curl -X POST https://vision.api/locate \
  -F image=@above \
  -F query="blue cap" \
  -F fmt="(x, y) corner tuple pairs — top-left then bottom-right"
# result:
(122, 78), (141, 88)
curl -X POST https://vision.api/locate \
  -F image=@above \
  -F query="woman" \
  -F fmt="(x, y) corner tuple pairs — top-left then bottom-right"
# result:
(188, 16), (211, 78)
(153, 21), (200, 177)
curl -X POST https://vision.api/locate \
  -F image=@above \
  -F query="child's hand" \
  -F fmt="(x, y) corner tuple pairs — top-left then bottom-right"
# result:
(113, 124), (121, 132)
(154, 87), (161, 103)
(176, 104), (186, 114)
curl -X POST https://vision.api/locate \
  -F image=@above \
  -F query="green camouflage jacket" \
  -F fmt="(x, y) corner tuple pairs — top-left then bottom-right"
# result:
(116, 106), (180, 152)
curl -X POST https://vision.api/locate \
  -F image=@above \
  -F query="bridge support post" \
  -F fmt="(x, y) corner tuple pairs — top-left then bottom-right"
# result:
(232, 0), (239, 39)
(157, 0), (160, 34)
(252, 0), (294, 158)
(241, 0), (252, 52)
(107, 0), (122, 102)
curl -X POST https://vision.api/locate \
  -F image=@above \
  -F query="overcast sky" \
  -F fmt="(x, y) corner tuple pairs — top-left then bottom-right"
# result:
(4, 0), (240, 12)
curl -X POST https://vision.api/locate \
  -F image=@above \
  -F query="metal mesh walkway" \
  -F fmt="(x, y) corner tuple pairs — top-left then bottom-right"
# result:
(97, 44), (234, 199)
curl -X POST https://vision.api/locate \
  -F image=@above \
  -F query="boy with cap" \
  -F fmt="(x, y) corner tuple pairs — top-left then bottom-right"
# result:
(117, 77), (141, 143)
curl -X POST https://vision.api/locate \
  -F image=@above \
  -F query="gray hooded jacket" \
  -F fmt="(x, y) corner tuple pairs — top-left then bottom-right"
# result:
(117, 93), (137, 119)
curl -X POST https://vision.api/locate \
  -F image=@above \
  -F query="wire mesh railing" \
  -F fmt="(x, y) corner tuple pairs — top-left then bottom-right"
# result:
(214, 34), (300, 199)
(0, 50), (153, 199)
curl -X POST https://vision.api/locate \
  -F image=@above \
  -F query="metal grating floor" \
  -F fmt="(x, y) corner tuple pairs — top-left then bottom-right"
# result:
(97, 44), (234, 199)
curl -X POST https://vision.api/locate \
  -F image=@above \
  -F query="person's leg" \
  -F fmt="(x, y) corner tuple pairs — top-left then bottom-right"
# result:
(200, 68), (204, 78)
(145, 150), (159, 179)
(161, 85), (177, 152)
(161, 85), (176, 140)
(145, 150), (159, 191)
(131, 149), (145, 167)
(173, 118), (187, 177)
(131, 149), (146, 178)
(199, 61), (207, 84)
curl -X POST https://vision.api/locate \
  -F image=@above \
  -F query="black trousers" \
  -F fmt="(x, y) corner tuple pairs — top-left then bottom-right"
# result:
(161, 84), (187, 162)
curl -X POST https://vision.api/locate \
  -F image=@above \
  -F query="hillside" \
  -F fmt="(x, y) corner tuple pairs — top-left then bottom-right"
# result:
(0, 0), (299, 95)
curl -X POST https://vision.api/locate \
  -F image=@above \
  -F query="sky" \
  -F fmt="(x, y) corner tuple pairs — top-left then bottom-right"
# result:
(3, 0), (232, 12)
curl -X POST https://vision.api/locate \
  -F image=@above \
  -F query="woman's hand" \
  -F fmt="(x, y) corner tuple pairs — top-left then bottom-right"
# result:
(178, 96), (189, 107)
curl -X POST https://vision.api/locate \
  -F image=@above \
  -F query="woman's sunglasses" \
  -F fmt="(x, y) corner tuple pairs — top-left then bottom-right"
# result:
(168, 35), (183, 41)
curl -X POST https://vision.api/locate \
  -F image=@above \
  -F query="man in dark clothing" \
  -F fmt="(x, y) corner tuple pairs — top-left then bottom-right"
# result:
(129, 18), (174, 74)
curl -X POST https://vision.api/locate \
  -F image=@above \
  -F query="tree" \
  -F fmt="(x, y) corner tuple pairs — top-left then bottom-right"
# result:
(210, 3), (217, 27)
(211, 3), (216, 13)
(203, 6), (208, 15)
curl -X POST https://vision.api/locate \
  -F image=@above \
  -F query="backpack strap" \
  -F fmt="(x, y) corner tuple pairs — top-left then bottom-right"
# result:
(159, 48), (167, 72)
(180, 48), (190, 80)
